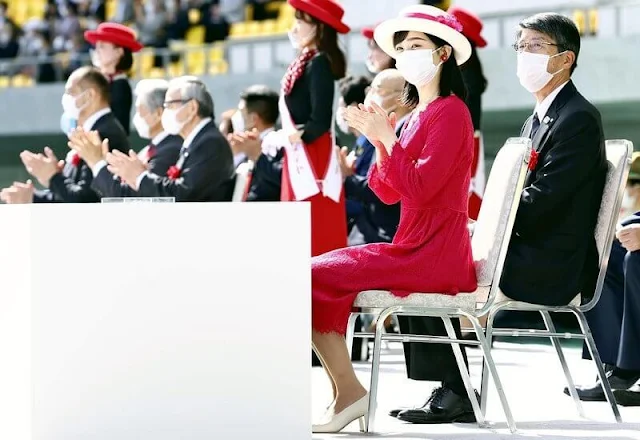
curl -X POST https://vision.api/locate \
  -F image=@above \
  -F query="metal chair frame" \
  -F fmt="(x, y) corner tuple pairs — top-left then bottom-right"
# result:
(345, 137), (534, 434)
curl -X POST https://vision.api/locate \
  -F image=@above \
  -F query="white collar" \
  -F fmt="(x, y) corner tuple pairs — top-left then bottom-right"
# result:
(534, 81), (569, 122)
(150, 131), (169, 146)
(259, 126), (274, 140)
(82, 107), (111, 131)
(182, 117), (212, 149)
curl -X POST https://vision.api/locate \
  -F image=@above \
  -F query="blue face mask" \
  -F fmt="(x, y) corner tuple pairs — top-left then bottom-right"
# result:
(60, 112), (77, 137)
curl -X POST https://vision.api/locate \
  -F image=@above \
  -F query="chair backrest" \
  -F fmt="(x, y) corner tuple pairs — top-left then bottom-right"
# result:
(581, 139), (633, 311)
(232, 162), (252, 202)
(471, 138), (531, 310)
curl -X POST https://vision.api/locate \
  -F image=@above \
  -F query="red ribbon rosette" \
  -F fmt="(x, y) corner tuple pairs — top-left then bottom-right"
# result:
(528, 149), (539, 171)
(167, 165), (181, 180)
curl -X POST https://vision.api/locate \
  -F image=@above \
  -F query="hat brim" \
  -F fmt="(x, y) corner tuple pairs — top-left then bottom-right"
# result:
(373, 17), (471, 65)
(84, 30), (144, 52)
(361, 27), (374, 39)
(470, 34), (487, 48)
(288, 0), (350, 34)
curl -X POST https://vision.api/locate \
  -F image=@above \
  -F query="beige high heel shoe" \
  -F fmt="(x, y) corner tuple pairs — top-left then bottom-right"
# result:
(312, 393), (369, 433)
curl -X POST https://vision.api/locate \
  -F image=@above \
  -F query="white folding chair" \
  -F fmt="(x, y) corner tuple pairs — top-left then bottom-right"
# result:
(479, 139), (633, 424)
(345, 137), (534, 434)
(231, 161), (252, 202)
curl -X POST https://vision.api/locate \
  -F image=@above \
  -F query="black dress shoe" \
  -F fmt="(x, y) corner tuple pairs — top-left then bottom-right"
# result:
(396, 386), (478, 424)
(388, 397), (429, 418)
(563, 370), (640, 401)
(613, 382), (640, 406)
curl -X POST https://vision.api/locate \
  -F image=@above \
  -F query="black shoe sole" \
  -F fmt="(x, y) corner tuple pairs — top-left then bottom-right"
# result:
(389, 409), (401, 418)
(397, 411), (476, 424)
(613, 390), (640, 407)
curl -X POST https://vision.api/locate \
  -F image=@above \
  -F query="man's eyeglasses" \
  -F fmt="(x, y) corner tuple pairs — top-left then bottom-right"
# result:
(163, 99), (191, 108)
(512, 41), (560, 53)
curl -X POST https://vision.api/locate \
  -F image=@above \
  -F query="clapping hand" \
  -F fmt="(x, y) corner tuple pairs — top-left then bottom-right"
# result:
(616, 224), (640, 252)
(227, 128), (262, 161)
(105, 150), (147, 190)
(338, 146), (355, 178)
(68, 128), (109, 168)
(19, 147), (64, 188)
(343, 102), (397, 153)
(0, 180), (35, 204)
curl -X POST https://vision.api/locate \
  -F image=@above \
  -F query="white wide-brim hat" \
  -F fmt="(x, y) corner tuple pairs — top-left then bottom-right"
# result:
(373, 5), (472, 65)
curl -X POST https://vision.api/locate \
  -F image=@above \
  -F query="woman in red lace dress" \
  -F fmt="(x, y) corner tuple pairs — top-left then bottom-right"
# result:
(279, 0), (349, 256)
(310, 6), (478, 433)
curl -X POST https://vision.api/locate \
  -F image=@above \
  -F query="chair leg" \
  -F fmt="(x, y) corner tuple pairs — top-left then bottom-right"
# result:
(539, 310), (585, 418)
(468, 314), (517, 434)
(480, 309), (498, 416)
(442, 317), (487, 428)
(573, 309), (622, 423)
(345, 312), (359, 359)
(365, 310), (388, 433)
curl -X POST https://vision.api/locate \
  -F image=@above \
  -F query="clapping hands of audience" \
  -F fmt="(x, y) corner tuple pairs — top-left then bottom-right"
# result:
(106, 150), (147, 190)
(68, 128), (109, 168)
(0, 180), (35, 204)
(616, 223), (640, 252)
(343, 102), (397, 154)
(19, 147), (64, 188)
(228, 128), (262, 161)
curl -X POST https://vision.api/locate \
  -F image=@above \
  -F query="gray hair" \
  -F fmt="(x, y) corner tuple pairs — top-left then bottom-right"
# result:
(168, 76), (214, 118)
(134, 79), (169, 112)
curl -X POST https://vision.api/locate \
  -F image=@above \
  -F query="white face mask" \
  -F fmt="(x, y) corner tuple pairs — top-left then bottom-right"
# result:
(288, 27), (315, 49)
(133, 113), (152, 139)
(60, 112), (77, 137)
(161, 106), (188, 135)
(61, 92), (86, 119)
(335, 106), (350, 134)
(517, 51), (565, 93)
(231, 110), (245, 133)
(395, 49), (443, 87)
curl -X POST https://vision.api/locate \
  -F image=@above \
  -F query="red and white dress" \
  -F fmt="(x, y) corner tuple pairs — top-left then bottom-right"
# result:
(311, 96), (478, 335)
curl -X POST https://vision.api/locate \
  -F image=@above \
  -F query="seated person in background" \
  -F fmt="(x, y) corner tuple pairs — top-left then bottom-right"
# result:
(0, 66), (130, 204)
(227, 84), (283, 202)
(104, 76), (236, 202)
(335, 74), (372, 237)
(68, 78), (183, 199)
(339, 68), (411, 245)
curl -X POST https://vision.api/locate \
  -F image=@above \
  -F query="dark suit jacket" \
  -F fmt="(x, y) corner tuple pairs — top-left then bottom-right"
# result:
(34, 111), (130, 203)
(343, 118), (407, 243)
(499, 81), (608, 306)
(136, 120), (236, 201)
(246, 148), (283, 202)
(91, 134), (183, 198)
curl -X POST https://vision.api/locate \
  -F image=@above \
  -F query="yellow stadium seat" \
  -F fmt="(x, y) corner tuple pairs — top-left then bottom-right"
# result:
(13, 2), (30, 25)
(186, 25), (205, 44)
(245, 4), (254, 21)
(266, 1), (283, 15)
(588, 9), (599, 35)
(208, 43), (225, 62)
(261, 19), (278, 35)
(188, 8), (201, 25)
(276, 19), (291, 34)
(168, 62), (185, 77)
(279, 2), (294, 18)
(106, 0), (116, 20)
(147, 68), (166, 79)
(229, 22), (249, 38)
(12, 74), (34, 87)
(572, 10), (586, 36)
(246, 21), (261, 36)
(0, 76), (10, 88)
(208, 60), (228, 76)
(186, 46), (206, 75)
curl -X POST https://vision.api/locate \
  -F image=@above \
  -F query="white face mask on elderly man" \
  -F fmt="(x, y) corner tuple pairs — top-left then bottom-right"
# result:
(133, 113), (152, 139)
(395, 49), (443, 87)
(61, 92), (86, 119)
(162, 105), (188, 135)
(517, 51), (566, 93)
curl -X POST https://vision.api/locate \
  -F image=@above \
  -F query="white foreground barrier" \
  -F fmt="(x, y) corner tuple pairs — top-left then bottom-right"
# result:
(0, 202), (311, 440)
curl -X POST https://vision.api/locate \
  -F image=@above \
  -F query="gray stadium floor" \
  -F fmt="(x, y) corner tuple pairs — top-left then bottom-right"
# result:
(312, 341), (640, 439)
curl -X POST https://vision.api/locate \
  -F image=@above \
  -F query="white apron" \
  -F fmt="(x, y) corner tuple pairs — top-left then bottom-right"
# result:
(276, 94), (342, 202)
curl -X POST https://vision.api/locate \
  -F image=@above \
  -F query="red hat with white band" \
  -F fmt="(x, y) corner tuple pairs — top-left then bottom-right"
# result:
(373, 5), (472, 65)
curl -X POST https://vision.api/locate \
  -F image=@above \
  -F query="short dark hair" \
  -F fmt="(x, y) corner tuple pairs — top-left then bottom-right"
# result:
(240, 85), (279, 125)
(517, 13), (581, 73)
(75, 66), (111, 102)
(338, 75), (371, 106)
(393, 32), (467, 108)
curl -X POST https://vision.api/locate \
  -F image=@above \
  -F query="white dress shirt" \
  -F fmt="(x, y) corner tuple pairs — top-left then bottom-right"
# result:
(534, 80), (569, 123)
(134, 117), (212, 189)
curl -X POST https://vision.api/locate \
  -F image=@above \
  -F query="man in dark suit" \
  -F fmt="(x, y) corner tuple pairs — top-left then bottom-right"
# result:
(568, 211), (640, 404)
(0, 66), (130, 204)
(68, 78), (182, 198)
(392, 13), (608, 425)
(227, 84), (283, 202)
(103, 76), (236, 202)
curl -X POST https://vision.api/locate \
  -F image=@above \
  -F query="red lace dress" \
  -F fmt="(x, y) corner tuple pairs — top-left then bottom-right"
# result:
(311, 96), (478, 335)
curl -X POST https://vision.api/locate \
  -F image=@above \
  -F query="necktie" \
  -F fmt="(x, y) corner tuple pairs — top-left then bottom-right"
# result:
(146, 143), (156, 161)
(530, 114), (540, 140)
